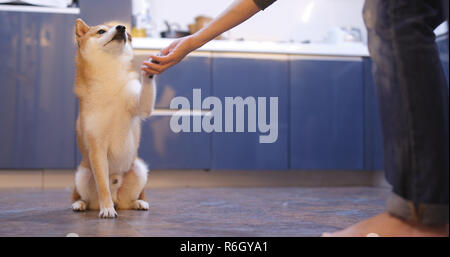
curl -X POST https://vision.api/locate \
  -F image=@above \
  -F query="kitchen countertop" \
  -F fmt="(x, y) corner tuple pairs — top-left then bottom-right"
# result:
(133, 38), (370, 57)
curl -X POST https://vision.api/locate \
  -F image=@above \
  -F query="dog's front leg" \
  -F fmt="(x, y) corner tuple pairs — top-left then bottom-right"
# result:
(136, 72), (156, 118)
(89, 144), (117, 218)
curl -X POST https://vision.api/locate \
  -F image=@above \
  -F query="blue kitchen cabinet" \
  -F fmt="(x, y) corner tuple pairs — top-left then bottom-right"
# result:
(363, 58), (384, 171)
(211, 56), (289, 170)
(138, 56), (213, 169)
(290, 58), (364, 170)
(0, 11), (77, 169)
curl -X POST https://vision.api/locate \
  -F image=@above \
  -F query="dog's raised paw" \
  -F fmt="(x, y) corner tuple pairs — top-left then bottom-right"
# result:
(133, 200), (149, 211)
(98, 207), (118, 218)
(72, 200), (87, 212)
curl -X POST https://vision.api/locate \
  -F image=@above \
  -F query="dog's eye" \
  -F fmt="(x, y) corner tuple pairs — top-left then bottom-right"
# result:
(97, 29), (106, 35)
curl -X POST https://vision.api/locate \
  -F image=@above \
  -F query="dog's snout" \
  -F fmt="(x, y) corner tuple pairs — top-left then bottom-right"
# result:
(116, 25), (126, 33)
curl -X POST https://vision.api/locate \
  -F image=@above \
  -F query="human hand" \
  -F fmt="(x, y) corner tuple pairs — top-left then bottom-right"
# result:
(141, 35), (199, 76)
(141, 0), (261, 76)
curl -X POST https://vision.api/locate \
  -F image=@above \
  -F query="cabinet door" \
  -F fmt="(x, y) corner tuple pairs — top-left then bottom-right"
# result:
(290, 57), (364, 170)
(0, 12), (77, 169)
(363, 58), (384, 171)
(211, 55), (289, 170)
(137, 56), (212, 170)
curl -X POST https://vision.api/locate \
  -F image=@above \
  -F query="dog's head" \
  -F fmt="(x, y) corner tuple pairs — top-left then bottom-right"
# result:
(75, 18), (133, 61)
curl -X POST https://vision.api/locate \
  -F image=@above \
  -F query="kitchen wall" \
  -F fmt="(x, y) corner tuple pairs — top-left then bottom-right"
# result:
(142, 0), (367, 43)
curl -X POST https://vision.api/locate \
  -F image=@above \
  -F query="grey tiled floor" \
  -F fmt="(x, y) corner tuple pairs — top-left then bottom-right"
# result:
(0, 187), (389, 237)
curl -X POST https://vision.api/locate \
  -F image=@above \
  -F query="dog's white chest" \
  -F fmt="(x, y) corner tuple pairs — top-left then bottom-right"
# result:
(82, 106), (139, 175)
(107, 117), (140, 174)
(108, 134), (135, 174)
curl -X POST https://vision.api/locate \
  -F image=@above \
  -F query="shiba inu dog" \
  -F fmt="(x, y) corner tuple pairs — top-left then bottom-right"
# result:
(70, 19), (156, 218)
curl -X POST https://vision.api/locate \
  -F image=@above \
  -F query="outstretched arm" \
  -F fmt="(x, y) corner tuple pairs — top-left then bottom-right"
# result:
(141, 0), (262, 75)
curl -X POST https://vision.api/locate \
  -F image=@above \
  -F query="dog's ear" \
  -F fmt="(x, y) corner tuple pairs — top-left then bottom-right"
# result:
(75, 18), (90, 41)
(127, 32), (132, 43)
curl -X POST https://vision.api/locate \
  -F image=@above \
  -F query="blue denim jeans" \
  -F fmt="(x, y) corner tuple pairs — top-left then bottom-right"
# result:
(363, 0), (449, 225)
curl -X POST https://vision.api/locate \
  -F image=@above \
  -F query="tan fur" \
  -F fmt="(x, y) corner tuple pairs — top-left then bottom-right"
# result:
(71, 19), (155, 218)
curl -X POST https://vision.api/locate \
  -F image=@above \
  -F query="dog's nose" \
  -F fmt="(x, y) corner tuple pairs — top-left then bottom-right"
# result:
(116, 25), (126, 33)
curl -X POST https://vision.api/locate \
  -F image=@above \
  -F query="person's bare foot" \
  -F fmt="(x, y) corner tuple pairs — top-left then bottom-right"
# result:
(322, 212), (449, 237)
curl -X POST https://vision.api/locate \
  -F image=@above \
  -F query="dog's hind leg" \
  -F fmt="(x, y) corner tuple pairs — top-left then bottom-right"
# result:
(72, 199), (87, 212)
(138, 189), (146, 201)
(71, 186), (81, 202)
(134, 188), (148, 210)
(72, 166), (92, 211)
(71, 187), (87, 211)
(116, 158), (149, 210)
